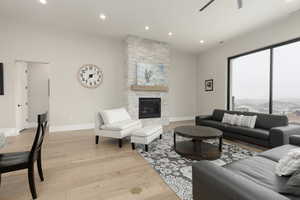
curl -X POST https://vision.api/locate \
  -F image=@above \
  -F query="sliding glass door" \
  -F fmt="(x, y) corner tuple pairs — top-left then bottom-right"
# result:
(230, 50), (270, 113)
(273, 41), (300, 123)
(228, 38), (300, 124)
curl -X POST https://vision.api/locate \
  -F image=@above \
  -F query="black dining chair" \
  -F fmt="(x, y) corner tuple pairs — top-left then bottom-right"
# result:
(0, 113), (48, 199)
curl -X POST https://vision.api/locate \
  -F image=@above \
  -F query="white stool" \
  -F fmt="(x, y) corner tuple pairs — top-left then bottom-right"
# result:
(131, 125), (163, 152)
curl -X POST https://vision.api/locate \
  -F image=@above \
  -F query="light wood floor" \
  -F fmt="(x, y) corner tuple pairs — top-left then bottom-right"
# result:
(0, 121), (263, 200)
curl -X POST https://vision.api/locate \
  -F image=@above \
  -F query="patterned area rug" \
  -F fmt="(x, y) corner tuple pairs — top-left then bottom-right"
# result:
(137, 131), (257, 200)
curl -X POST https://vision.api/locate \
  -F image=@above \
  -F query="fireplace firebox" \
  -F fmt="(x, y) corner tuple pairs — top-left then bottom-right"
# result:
(139, 98), (161, 119)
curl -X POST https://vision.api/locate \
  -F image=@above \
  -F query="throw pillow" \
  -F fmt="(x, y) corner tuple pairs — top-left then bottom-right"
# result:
(222, 113), (238, 125)
(222, 113), (233, 124)
(279, 170), (300, 196)
(240, 115), (257, 128)
(276, 149), (300, 176)
(230, 114), (238, 125)
(249, 115), (257, 128)
(100, 108), (131, 124)
(234, 115), (244, 126)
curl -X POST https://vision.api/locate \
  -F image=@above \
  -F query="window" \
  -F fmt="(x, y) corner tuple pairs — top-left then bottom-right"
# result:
(230, 50), (270, 113)
(228, 38), (300, 123)
(273, 41), (300, 123)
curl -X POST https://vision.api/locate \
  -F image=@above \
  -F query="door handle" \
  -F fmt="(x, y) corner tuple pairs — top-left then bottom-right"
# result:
(17, 104), (22, 107)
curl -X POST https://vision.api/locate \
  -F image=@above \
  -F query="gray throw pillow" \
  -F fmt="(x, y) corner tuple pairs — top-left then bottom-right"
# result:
(279, 171), (300, 196)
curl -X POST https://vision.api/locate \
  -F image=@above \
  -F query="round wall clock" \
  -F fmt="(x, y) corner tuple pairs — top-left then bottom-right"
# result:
(78, 64), (103, 88)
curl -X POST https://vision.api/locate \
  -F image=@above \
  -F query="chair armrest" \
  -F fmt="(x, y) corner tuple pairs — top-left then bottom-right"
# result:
(195, 115), (212, 125)
(290, 135), (300, 146)
(270, 124), (300, 147)
(192, 161), (289, 200)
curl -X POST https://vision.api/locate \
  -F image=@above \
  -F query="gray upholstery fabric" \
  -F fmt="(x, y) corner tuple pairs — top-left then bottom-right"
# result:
(290, 135), (300, 146)
(195, 115), (212, 125)
(270, 125), (300, 147)
(224, 131), (270, 147)
(195, 115), (212, 121)
(198, 120), (229, 131)
(211, 109), (288, 129)
(254, 113), (288, 130)
(196, 109), (300, 147)
(212, 109), (244, 121)
(200, 119), (269, 140)
(192, 160), (291, 200)
(225, 156), (288, 191)
(258, 144), (299, 162)
(192, 142), (300, 200)
(225, 125), (269, 140)
(281, 171), (300, 196)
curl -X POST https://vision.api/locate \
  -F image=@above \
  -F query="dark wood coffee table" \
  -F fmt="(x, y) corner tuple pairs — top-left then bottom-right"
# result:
(174, 126), (223, 160)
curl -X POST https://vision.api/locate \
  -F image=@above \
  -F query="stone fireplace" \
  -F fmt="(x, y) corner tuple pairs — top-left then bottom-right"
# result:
(125, 35), (170, 126)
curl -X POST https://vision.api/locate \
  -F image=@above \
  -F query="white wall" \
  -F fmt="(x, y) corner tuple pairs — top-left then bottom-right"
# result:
(27, 63), (50, 123)
(197, 12), (300, 115)
(170, 49), (197, 120)
(0, 20), (198, 134)
(0, 20), (125, 132)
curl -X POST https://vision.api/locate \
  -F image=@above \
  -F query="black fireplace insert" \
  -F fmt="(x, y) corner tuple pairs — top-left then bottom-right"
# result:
(139, 98), (161, 119)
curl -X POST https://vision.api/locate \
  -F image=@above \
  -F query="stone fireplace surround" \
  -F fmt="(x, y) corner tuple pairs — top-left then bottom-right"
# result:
(125, 36), (170, 126)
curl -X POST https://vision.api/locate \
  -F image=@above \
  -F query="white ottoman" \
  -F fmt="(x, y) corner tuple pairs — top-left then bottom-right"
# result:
(131, 125), (163, 152)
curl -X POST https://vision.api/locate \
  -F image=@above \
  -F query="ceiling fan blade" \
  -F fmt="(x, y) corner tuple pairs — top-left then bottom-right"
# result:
(199, 0), (216, 12)
(237, 0), (243, 9)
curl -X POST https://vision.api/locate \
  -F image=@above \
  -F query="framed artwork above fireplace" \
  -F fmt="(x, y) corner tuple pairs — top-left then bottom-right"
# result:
(137, 63), (166, 86)
(131, 63), (169, 92)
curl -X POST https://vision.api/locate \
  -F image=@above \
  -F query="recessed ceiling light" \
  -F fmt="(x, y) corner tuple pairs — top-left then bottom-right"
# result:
(200, 40), (205, 44)
(99, 14), (107, 21)
(168, 32), (173, 36)
(145, 26), (150, 30)
(39, 0), (47, 5)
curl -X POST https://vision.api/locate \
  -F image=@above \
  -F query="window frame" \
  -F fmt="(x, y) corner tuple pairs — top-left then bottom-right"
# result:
(227, 37), (300, 116)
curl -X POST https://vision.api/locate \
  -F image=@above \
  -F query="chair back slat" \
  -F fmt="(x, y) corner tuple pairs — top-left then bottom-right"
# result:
(30, 113), (48, 162)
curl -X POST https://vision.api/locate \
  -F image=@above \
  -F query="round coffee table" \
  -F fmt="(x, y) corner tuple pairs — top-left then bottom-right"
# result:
(174, 126), (223, 160)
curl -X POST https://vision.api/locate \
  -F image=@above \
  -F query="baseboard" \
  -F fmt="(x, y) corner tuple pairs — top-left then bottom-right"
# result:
(169, 116), (195, 122)
(50, 123), (94, 133)
(0, 128), (19, 137)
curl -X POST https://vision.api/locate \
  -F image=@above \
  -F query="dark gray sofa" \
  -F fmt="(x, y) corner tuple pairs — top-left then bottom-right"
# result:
(192, 135), (300, 200)
(196, 109), (300, 148)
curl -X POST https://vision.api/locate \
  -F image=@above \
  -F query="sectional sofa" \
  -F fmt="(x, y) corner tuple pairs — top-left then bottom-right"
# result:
(192, 135), (300, 200)
(196, 109), (300, 148)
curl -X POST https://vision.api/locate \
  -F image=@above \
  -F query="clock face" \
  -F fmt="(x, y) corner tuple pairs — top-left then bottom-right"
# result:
(78, 64), (103, 88)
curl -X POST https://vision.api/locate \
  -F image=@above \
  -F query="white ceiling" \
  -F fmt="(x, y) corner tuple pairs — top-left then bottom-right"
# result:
(1, 0), (300, 53)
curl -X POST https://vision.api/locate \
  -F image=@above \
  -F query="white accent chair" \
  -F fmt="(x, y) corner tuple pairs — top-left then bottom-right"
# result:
(95, 108), (142, 148)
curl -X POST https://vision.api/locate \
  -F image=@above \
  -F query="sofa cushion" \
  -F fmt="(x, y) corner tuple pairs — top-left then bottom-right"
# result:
(211, 109), (288, 130)
(225, 125), (269, 140)
(212, 109), (237, 121)
(199, 120), (229, 131)
(279, 170), (300, 196)
(222, 113), (237, 125)
(251, 112), (288, 130)
(101, 119), (142, 131)
(258, 144), (300, 162)
(100, 108), (131, 124)
(212, 109), (247, 122)
(226, 156), (289, 193)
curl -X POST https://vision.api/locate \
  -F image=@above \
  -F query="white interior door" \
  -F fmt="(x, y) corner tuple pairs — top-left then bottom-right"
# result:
(15, 62), (28, 132)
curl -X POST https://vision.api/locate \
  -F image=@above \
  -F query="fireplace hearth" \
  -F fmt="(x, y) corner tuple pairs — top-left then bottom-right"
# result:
(139, 98), (161, 119)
